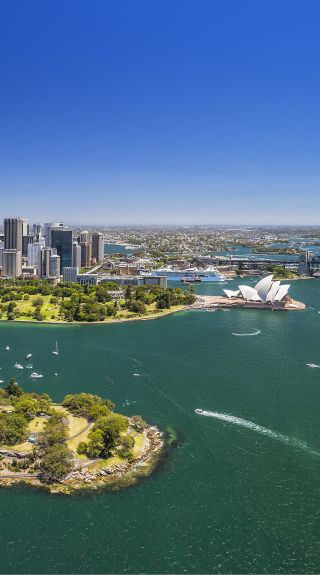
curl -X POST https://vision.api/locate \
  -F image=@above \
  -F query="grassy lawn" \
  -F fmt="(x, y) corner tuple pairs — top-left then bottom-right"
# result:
(7, 294), (61, 322)
(132, 432), (145, 457)
(67, 416), (93, 453)
(87, 455), (123, 472)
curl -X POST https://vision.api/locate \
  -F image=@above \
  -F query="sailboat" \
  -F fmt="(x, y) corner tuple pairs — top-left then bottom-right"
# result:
(52, 341), (59, 356)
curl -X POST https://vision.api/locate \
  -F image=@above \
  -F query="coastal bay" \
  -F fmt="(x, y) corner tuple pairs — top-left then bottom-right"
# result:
(0, 278), (320, 573)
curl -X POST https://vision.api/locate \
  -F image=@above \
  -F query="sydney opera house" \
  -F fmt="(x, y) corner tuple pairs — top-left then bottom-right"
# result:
(223, 275), (290, 303)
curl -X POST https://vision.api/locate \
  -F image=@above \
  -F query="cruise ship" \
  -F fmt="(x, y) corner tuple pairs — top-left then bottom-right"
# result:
(145, 266), (226, 283)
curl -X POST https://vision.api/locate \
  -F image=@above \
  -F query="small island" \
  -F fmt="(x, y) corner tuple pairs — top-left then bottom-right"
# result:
(0, 381), (163, 493)
(0, 279), (195, 324)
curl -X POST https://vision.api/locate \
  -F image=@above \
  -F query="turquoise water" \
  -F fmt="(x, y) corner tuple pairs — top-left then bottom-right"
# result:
(1, 279), (320, 573)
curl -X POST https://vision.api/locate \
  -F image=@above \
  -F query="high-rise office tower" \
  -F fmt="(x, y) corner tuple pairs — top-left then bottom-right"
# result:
(80, 241), (92, 268)
(72, 242), (81, 270)
(3, 249), (22, 277)
(49, 254), (61, 278)
(28, 243), (41, 268)
(44, 222), (64, 247)
(22, 219), (29, 237)
(91, 232), (104, 263)
(80, 230), (90, 243)
(22, 234), (35, 257)
(39, 247), (57, 278)
(32, 223), (42, 236)
(4, 218), (23, 253)
(50, 227), (72, 271)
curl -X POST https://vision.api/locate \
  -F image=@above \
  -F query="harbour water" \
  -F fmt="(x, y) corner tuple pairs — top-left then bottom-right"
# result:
(1, 279), (320, 573)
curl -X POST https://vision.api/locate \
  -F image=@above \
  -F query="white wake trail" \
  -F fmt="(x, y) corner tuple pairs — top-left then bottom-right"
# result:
(195, 409), (320, 457)
(232, 329), (261, 336)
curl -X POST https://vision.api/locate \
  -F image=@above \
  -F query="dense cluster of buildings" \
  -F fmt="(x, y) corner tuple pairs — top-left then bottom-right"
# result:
(0, 217), (104, 281)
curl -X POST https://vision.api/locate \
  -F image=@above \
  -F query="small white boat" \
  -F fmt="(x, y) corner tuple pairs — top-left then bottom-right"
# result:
(0, 380), (3, 384)
(5, 346), (10, 351)
(26, 353), (32, 359)
(52, 341), (59, 356)
(14, 363), (24, 370)
(306, 363), (320, 369)
(54, 372), (58, 376)
(26, 364), (33, 369)
(30, 372), (43, 379)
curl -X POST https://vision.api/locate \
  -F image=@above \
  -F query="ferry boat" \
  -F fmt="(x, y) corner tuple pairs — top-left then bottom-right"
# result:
(144, 266), (226, 283)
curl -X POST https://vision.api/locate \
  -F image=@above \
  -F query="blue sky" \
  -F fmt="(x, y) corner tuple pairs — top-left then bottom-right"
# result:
(0, 0), (320, 225)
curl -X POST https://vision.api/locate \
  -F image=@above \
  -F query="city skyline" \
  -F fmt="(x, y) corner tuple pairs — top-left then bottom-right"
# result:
(1, 0), (320, 224)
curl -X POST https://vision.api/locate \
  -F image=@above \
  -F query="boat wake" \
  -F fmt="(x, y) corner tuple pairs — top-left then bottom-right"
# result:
(232, 329), (261, 336)
(195, 409), (320, 457)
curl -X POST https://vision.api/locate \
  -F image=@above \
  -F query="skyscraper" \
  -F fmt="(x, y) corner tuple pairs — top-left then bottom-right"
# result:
(72, 242), (81, 270)
(44, 222), (64, 247)
(49, 254), (61, 278)
(91, 232), (104, 263)
(28, 242), (41, 268)
(50, 227), (73, 271)
(4, 218), (23, 253)
(3, 249), (22, 277)
(80, 241), (92, 268)
(39, 247), (57, 278)
(80, 230), (90, 243)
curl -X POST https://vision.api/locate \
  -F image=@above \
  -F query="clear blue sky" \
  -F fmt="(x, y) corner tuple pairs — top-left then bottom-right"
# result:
(0, 0), (320, 225)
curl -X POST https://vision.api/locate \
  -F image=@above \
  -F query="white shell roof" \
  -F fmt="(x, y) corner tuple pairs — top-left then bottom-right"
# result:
(239, 285), (262, 301)
(254, 275), (274, 302)
(223, 289), (240, 298)
(266, 281), (280, 302)
(274, 284), (290, 301)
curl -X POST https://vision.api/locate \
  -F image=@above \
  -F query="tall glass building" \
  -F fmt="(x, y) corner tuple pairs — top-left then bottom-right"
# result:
(50, 228), (73, 271)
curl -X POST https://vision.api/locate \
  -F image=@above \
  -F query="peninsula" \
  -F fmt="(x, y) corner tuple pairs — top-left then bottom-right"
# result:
(0, 382), (163, 493)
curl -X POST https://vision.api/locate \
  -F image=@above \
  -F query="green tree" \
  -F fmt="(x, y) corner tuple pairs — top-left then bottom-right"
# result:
(0, 412), (28, 445)
(39, 444), (74, 482)
(6, 378), (23, 397)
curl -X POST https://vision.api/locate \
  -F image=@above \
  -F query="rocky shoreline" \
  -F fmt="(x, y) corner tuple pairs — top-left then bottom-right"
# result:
(0, 425), (164, 494)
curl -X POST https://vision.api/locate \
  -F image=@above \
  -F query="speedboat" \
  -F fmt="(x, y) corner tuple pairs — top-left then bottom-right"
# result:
(14, 363), (24, 370)
(30, 372), (43, 379)
(52, 341), (59, 356)
(26, 353), (32, 359)
(195, 408), (205, 415)
(306, 363), (320, 369)
(5, 346), (10, 351)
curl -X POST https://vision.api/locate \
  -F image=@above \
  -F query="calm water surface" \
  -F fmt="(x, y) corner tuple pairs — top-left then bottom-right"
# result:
(0, 279), (320, 573)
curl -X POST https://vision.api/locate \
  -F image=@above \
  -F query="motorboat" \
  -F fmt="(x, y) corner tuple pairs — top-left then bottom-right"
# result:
(26, 364), (33, 369)
(30, 372), (43, 379)
(14, 363), (24, 370)
(5, 346), (10, 351)
(26, 353), (32, 359)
